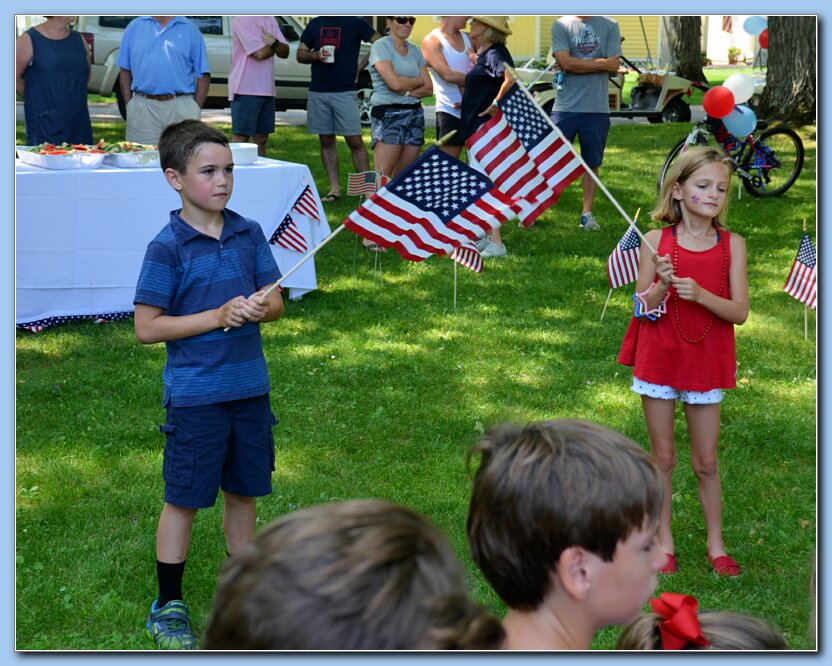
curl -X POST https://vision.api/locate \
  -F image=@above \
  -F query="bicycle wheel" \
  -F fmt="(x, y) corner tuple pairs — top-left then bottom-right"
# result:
(740, 126), (805, 197)
(657, 134), (710, 193)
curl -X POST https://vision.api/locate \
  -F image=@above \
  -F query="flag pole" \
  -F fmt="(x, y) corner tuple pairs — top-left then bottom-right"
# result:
(224, 224), (348, 331)
(803, 218), (808, 341)
(453, 260), (458, 309)
(505, 66), (657, 255)
(600, 207), (640, 321)
(436, 130), (458, 146)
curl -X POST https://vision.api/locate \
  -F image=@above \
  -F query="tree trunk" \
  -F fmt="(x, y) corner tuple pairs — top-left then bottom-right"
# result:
(755, 16), (816, 125)
(666, 16), (707, 82)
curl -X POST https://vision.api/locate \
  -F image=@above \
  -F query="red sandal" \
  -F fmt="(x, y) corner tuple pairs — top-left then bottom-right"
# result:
(707, 553), (741, 577)
(659, 553), (677, 575)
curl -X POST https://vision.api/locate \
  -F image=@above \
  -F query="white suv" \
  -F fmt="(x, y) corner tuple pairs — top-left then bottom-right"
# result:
(76, 15), (374, 123)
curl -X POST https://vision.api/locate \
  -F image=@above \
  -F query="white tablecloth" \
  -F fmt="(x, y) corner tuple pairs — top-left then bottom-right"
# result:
(15, 157), (330, 327)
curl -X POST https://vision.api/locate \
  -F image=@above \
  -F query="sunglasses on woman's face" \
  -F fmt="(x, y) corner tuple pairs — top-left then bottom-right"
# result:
(388, 16), (416, 25)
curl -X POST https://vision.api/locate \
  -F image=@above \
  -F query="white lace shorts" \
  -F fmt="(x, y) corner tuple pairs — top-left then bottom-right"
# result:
(631, 377), (723, 405)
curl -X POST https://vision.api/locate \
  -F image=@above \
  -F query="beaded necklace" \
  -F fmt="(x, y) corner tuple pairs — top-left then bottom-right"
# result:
(671, 223), (728, 344)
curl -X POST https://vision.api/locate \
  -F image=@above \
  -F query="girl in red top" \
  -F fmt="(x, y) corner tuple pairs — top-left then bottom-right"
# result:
(618, 147), (749, 578)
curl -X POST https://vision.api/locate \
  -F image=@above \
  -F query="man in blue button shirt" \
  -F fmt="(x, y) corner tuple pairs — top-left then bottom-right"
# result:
(118, 16), (211, 145)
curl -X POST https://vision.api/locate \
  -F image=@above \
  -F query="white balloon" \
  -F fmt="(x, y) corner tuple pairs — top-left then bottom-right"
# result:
(722, 73), (756, 104)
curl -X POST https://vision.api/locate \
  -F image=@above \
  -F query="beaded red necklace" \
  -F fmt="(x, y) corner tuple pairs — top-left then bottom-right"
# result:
(671, 223), (728, 344)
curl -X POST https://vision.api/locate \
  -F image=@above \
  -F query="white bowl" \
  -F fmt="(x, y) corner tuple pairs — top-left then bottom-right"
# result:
(229, 142), (258, 165)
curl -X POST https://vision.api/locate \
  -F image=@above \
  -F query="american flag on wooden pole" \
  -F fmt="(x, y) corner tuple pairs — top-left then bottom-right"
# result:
(493, 82), (586, 212)
(466, 106), (562, 227)
(344, 146), (519, 262)
(783, 232), (817, 310)
(347, 170), (390, 196)
(607, 226), (642, 289)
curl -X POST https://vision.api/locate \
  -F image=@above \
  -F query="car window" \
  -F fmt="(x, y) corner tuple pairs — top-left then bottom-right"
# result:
(99, 16), (137, 29)
(275, 16), (300, 41)
(187, 16), (223, 36)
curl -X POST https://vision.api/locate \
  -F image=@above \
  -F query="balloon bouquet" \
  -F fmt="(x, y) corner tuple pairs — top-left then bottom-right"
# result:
(701, 16), (768, 141)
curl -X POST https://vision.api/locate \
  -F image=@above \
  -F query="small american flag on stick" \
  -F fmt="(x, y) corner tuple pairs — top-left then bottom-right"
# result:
(348, 170), (390, 196)
(450, 240), (483, 273)
(607, 226), (642, 289)
(722, 16), (733, 33)
(783, 232), (817, 310)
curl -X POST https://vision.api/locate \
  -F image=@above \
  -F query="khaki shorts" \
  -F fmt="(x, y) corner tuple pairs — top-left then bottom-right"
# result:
(306, 90), (362, 136)
(126, 93), (201, 145)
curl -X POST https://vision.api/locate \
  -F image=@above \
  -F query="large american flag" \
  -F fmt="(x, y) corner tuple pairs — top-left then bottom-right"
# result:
(607, 226), (641, 289)
(496, 83), (585, 202)
(347, 170), (390, 196)
(466, 109), (560, 227)
(344, 147), (519, 262)
(783, 232), (817, 310)
(269, 213), (307, 253)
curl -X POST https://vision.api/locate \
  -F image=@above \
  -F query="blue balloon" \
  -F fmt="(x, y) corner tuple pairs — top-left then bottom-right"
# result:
(723, 105), (758, 138)
(743, 16), (768, 37)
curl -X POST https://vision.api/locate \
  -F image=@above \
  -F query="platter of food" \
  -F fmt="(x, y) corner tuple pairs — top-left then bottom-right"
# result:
(100, 141), (160, 168)
(16, 143), (106, 170)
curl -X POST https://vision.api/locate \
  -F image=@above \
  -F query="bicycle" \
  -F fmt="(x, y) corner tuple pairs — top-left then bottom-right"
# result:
(657, 82), (805, 198)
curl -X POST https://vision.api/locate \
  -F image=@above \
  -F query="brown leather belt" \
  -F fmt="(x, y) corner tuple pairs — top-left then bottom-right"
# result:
(136, 92), (189, 101)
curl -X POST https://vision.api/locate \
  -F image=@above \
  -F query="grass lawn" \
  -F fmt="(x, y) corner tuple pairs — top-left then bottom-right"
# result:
(15, 115), (816, 650)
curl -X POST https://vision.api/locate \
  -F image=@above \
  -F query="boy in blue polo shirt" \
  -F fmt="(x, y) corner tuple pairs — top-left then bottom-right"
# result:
(134, 119), (284, 649)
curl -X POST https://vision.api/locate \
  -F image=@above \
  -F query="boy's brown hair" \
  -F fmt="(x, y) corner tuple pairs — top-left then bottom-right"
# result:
(467, 419), (663, 610)
(203, 499), (505, 650)
(159, 119), (229, 173)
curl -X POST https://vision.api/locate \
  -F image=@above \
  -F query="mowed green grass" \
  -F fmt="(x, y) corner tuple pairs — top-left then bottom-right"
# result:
(15, 117), (816, 650)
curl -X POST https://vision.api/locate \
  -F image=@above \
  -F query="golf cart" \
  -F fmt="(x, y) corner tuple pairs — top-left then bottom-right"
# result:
(515, 49), (693, 124)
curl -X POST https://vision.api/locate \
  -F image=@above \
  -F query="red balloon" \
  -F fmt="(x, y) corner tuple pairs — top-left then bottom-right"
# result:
(759, 28), (769, 49)
(702, 86), (736, 119)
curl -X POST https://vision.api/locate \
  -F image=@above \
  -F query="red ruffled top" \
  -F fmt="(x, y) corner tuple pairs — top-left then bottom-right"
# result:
(618, 225), (737, 391)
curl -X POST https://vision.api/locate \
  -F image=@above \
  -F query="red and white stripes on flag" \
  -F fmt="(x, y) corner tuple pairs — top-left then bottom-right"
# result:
(291, 185), (320, 222)
(494, 83), (585, 216)
(344, 147), (519, 263)
(347, 170), (390, 196)
(450, 240), (483, 273)
(466, 109), (560, 227)
(722, 16), (733, 33)
(783, 232), (817, 310)
(607, 226), (642, 289)
(269, 214), (307, 253)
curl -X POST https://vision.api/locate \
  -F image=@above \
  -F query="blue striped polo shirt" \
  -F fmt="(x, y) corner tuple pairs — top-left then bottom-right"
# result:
(135, 208), (281, 407)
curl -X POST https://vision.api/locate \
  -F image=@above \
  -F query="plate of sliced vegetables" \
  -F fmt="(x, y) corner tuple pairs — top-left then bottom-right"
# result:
(100, 140), (160, 168)
(16, 142), (107, 170)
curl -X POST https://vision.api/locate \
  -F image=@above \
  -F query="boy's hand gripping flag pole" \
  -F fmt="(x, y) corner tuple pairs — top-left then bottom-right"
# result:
(504, 65), (656, 255)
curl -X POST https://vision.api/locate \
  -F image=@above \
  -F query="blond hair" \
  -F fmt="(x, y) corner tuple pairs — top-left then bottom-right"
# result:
(651, 146), (733, 230)
(617, 610), (788, 650)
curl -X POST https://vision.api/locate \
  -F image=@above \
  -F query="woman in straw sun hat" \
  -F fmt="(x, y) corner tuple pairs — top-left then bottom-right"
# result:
(459, 16), (514, 258)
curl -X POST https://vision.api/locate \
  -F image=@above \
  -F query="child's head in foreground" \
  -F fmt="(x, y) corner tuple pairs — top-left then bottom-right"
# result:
(617, 592), (788, 650)
(203, 499), (505, 650)
(467, 419), (664, 626)
(159, 119), (230, 174)
(652, 145), (733, 228)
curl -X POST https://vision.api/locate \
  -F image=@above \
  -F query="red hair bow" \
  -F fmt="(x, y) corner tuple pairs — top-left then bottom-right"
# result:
(650, 592), (711, 650)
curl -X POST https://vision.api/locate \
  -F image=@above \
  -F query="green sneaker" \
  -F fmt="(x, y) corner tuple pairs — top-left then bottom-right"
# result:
(146, 599), (197, 650)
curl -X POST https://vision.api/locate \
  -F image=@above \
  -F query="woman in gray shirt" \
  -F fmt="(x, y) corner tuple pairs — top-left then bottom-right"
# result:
(369, 16), (433, 179)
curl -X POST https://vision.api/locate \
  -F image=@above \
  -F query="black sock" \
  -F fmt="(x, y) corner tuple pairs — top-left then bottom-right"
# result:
(157, 560), (186, 608)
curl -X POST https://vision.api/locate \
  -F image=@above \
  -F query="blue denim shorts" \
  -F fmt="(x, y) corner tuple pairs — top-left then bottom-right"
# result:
(159, 394), (277, 509)
(230, 94), (276, 136)
(370, 104), (425, 148)
(551, 112), (611, 169)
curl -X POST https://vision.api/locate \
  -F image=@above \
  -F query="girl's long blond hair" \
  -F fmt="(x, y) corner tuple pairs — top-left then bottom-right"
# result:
(650, 146), (733, 231)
